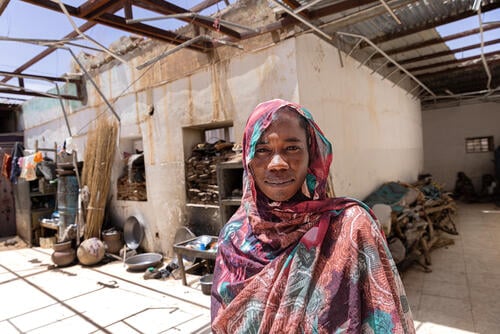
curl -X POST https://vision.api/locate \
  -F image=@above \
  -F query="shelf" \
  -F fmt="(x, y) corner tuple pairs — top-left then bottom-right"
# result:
(186, 203), (219, 209)
(221, 198), (241, 206)
(30, 192), (56, 197)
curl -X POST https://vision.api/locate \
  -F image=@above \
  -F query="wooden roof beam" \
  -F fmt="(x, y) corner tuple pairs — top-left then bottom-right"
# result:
(133, 0), (241, 39)
(374, 23), (500, 58)
(20, 0), (207, 50)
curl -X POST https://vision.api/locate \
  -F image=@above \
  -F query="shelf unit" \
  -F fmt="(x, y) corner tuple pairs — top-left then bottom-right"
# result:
(216, 160), (243, 227)
(14, 142), (58, 246)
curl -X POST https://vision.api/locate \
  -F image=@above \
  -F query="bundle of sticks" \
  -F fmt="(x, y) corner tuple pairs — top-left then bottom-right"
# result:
(82, 117), (118, 239)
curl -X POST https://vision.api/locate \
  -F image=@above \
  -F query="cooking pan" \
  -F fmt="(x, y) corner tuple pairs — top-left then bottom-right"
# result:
(124, 216), (144, 250)
(125, 253), (163, 271)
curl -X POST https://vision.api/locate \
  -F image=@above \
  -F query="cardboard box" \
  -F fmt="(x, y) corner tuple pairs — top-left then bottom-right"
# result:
(39, 236), (56, 249)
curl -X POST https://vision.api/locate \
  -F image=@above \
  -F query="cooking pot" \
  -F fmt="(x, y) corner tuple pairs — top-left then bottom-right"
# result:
(123, 216), (144, 250)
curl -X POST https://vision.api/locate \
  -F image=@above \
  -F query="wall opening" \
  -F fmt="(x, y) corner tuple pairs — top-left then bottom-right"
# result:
(182, 121), (236, 206)
(117, 138), (147, 201)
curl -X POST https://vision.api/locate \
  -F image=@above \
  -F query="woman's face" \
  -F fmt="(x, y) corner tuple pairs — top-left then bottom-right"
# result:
(249, 111), (309, 202)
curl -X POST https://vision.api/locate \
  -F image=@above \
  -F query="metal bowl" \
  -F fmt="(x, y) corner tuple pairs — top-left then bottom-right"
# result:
(124, 216), (144, 250)
(125, 253), (163, 271)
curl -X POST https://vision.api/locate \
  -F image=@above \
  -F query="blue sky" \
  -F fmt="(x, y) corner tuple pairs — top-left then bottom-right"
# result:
(0, 1), (230, 96)
(436, 8), (500, 58)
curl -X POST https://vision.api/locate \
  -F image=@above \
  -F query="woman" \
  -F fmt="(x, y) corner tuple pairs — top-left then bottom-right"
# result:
(211, 99), (414, 333)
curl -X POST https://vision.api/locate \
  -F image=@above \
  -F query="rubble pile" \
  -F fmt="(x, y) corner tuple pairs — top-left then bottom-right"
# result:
(364, 176), (457, 273)
(185, 141), (236, 205)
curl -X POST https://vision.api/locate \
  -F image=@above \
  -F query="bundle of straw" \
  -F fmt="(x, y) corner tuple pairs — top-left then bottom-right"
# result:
(82, 117), (118, 239)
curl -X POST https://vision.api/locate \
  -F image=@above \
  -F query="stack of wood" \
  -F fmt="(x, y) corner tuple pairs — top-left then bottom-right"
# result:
(364, 177), (458, 273)
(117, 153), (147, 201)
(185, 141), (236, 205)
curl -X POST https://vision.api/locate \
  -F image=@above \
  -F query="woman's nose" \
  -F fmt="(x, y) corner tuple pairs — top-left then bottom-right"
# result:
(268, 153), (288, 170)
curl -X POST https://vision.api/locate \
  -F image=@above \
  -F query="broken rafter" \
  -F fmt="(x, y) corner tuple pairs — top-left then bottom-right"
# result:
(0, 88), (81, 101)
(133, 0), (241, 39)
(0, 70), (81, 85)
(0, 20), (98, 84)
(20, 0), (208, 50)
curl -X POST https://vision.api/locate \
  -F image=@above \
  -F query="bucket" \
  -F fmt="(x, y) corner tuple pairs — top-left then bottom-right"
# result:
(57, 175), (79, 229)
(200, 274), (213, 295)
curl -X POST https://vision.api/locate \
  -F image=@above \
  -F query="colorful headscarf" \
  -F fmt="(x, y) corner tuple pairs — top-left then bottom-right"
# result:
(211, 99), (414, 333)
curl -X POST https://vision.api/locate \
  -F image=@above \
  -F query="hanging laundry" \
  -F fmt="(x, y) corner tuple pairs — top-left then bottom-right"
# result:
(20, 154), (38, 181)
(10, 142), (24, 183)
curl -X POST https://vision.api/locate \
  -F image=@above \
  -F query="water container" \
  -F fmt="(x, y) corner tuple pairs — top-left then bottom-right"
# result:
(57, 175), (79, 230)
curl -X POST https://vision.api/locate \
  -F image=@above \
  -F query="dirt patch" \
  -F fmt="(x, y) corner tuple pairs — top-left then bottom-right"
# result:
(0, 236), (28, 251)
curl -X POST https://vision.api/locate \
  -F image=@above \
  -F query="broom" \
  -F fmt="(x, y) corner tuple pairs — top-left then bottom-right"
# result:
(82, 117), (118, 239)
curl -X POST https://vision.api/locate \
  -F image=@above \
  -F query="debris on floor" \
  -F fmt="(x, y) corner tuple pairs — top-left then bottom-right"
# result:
(364, 174), (458, 272)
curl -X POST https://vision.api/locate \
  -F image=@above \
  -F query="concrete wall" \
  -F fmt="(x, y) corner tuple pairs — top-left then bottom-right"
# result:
(422, 102), (500, 191)
(21, 33), (425, 256)
(295, 34), (424, 199)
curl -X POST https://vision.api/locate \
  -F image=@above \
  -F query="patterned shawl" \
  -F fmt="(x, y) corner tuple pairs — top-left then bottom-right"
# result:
(211, 99), (414, 333)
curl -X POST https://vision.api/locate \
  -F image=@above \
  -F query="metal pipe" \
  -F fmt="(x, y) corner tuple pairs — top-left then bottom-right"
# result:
(381, 68), (399, 81)
(337, 31), (435, 97)
(54, 83), (72, 137)
(477, 7), (492, 90)
(294, 0), (324, 14)
(136, 35), (241, 70)
(346, 38), (363, 58)
(358, 50), (379, 68)
(0, 36), (103, 52)
(65, 47), (121, 122)
(269, 0), (332, 40)
(378, 0), (401, 24)
(371, 60), (389, 75)
(126, 12), (258, 33)
(55, 0), (127, 64)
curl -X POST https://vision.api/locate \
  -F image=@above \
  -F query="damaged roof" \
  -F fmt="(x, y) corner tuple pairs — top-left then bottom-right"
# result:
(0, 0), (499, 109)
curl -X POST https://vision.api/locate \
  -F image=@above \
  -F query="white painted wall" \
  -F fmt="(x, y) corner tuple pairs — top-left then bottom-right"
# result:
(21, 34), (425, 255)
(422, 102), (500, 192)
(295, 34), (424, 199)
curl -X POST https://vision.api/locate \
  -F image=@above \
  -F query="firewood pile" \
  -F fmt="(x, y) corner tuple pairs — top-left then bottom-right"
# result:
(185, 141), (236, 205)
(117, 153), (147, 201)
(364, 176), (458, 273)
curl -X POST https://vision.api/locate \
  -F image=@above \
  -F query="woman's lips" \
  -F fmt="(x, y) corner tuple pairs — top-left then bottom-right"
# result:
(264, 178), (295, 186)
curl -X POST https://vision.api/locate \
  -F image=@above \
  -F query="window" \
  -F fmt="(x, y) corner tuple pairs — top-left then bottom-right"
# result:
(465, 136), (494, 153)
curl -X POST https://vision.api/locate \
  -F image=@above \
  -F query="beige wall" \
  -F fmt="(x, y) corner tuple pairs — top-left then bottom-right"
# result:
(295, 34), (424, 199)
(22, 34), (425, 255)
(422, 102), (500, 191)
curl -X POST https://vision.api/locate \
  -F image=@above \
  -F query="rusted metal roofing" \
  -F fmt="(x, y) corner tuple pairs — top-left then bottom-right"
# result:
(0, 0), (499, 108)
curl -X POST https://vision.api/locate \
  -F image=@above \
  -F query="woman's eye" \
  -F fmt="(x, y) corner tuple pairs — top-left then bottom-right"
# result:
(286, 146), (300, 151)
(255, 147), (270, 154)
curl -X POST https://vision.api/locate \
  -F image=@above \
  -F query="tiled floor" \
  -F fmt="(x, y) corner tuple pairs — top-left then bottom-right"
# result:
(401, 202), (500, 334)
(0, 247), (212, 333)
(0, 202), (498, 333)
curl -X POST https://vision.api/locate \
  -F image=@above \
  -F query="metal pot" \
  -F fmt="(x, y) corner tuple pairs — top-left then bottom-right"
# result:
(200, 273), (213, 295)
(123, 216), (143, 250)
(125, 253), (163, 271)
